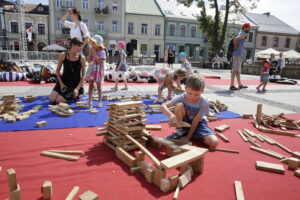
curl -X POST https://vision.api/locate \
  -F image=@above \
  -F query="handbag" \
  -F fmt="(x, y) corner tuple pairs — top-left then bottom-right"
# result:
(79, 23), (90, 58)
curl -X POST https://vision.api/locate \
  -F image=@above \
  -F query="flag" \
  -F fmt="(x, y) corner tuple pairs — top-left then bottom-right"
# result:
(26, 26), (32, 42)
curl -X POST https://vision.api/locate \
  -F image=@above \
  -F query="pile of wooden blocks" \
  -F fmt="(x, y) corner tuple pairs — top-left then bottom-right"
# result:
(97, 101), (208, 194)
(48, 103), (74, 117)
(209, 100), (228, 114)
(6, 168), (21, 200)
(24, 95), (37, 103)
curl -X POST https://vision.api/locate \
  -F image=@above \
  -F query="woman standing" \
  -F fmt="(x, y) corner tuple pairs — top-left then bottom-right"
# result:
(49, 38), (86, 104)
(166, 47), (175, 69)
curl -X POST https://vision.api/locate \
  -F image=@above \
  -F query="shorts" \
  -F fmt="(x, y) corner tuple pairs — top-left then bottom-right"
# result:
(182, 116), (214, 140)
(53, 83), (84, 101)
(232, 55), (243, 73)
(115, 71), (126, 80)
(159, 82), (167, 90)
(260, 73), (269, 83)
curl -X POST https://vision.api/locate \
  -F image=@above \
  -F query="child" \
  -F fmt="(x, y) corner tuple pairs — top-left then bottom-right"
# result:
(178, 52), (191, 84)
(161, 74), (218, 148)
(256, 60), (271, 92)
(156, 68), (187, 103)
(86, 35), (106, 107)
(111, 40), (128, 90)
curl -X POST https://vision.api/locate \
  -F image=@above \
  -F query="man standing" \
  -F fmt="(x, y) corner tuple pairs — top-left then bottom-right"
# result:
(229, 23), (251, 90)
(278, 52), (286, 76)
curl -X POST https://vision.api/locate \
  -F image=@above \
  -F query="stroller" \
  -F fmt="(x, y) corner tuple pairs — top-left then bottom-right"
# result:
(269, 61), (297, 85)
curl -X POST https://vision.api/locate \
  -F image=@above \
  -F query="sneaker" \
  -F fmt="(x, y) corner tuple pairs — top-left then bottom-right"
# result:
(166, 128), (188, 139)
(238, 85), (248, 89)
(229, 86), (239, 90)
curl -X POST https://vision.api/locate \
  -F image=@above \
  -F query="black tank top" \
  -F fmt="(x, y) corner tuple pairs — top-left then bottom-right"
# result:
(61, 53), (82, 88)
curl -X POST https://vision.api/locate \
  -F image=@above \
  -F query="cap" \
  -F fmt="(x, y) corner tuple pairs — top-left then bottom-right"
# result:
(89, 35), (103, 45)
(117, 40), (126, 49)
(178, 52), (187, 59)
(242, 23), (251, 29)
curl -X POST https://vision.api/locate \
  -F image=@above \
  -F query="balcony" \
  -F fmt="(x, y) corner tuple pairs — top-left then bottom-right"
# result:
(96, 30), (107, 35)
(62, 28), (70, 35)
(95, 6), (109, 16)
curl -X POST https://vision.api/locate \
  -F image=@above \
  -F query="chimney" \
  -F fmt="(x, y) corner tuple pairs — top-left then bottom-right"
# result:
(263, 12), (270, 17)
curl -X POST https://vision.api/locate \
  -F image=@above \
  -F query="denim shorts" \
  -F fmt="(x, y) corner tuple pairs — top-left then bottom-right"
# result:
(183, 115), (214, 140)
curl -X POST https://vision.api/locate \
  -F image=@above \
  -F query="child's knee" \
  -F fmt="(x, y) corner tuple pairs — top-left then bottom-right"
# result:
(174, 102), (185, 114)
(204, 135), (219, 148)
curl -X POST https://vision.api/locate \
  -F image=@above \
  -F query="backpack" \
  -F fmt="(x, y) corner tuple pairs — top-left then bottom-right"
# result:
(227, 38), (234, 61)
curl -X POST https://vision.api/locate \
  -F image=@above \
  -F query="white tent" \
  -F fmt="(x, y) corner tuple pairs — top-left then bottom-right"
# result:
(255, 48), (280, 58)
(283, 50), (300, 59)
(42, 44), (66, 51)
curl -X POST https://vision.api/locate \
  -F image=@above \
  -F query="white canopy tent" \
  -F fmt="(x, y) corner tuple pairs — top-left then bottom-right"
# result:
(42, 44), (67, 51)
(255, 48), (280, 58)
(283, 50), (300, 59)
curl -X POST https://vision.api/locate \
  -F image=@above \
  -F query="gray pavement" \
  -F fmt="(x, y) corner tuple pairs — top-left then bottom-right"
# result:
(1, 63), (300, 115)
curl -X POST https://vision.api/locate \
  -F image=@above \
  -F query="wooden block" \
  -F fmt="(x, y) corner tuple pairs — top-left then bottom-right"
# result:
(214, 125), (230, 133)
(79, 190), (99, 200)
(136, 151), (145, 161)
(242, 114), (253, 119)
(42, 181), (52, 200)
(16, 114), (29, 121)
(146, 125), (162, 131)
(215, 132), (230, 142)
(36, 121), (47, 128)
(47, 150), (84, 155)
(295, 169), (300, 178)
(258, 127), (296, 137)
(130, 166), (141, 174)
(250, 146), (284, 159)
(288, 158), (299, 170)
(190, 157), (204, 174)
(211, 148), (239, 154)
(275, 142), (293, 154)
(115, 147), (137, 167)
(166, 145), (178, 157)
(256, 104), (262, 125)
(237, 130), (248, 142)
(166, 138), (192, 146)
(65, 186), (80, 200)
(160, 178), (171, 192)
(6, 168), (17, 191)
(256, 161), (285, 174)
(173, 184), (180, 200)
(153, 168), (166, 187)
(292, 152), (300, 159)
(40, 151), (80, 162)
(95, 132), (108, 136)
(169, 175), (179, 190)
(153, 137), (174, 146)
(9, 184), (20, 200)
(175, 121), (191, 128)
(178, 168), (192, 188)
(97, 127), (106, 131)
(161, 149), (207, 170)
(234, 181), (245, 200)
(145, 167), (155, 183)
(138, 161), (152, 175)
(258, 135), (276, 145)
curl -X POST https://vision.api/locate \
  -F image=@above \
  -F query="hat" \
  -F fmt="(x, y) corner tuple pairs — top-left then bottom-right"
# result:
(242, 23), (251, 29)
(178, 52), (187, 59)
(117, 40), (126, 49)
(89, 35), (104, 46)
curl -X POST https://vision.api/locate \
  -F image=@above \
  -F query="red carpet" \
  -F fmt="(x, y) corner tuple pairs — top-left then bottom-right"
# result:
(0, 115), (299, 200)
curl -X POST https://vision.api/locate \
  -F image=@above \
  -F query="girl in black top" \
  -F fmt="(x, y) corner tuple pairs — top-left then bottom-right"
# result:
(167, 47), (175, 69)
(49, 38), (86, 104)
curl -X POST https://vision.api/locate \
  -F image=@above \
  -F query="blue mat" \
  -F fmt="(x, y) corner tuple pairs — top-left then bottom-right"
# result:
(0, 96), (241, 132)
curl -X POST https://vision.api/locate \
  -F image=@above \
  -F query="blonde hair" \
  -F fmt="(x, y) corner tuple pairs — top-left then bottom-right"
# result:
(174, 68), (187, 79)
(186, 74), (205, 91)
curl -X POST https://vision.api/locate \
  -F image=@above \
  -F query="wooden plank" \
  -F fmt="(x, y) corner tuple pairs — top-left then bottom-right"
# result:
(214, 125), (230, 133)
(256, 104), (262, 125)
(215, 132), (230, 142)
(234, 181), (245, 200)
(115, 147), (137, 167)
(292, 152), (300, 159)
(258, 134), (276, 145)
(48, 150), (84, 155)
(258, 126), (296, 137)
(160, 149), (206, 170)
(250, 146), (284, 159)
(160, 178), (171, 192)
(275, 142), (293, 154)
(146, 125), (162, 131)
(169, 175), (179, 190)
(237, 130), (248, 142)
(153, 168), (166, 187)
(40, 151), (80, 162)
(9, 184), (20, 200)
(211, 148), (239, 154)
(178, 168), (192, 188)
(152, 137), (175, 146)
(173, 184), (180, 200)
(175, 121), (191, 128)
(242, 114), (253, 119)
(256, 161), (285, 174)
(166, 138), (192, 146)
(79, 190), (99, 200)
(65, 186), (80, 200)
(295, 169), (300, 178)
(42, 181), (52, 200)
(125, 135), (160, 167)
(287, 158), (299, 170)
(145, 167), (155, 183)
(6, 168), (17, 191)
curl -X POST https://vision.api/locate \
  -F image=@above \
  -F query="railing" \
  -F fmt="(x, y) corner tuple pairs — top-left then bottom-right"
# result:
(107, 56), (156, 65)
(95, 6), (109, 15)
(0, 50), (60, 61)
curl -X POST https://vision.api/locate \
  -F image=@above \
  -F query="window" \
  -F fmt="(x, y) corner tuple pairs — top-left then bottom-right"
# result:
(83, 0), (88, 9)
(56, 17), (62, 29)
(180, 24), (186, 37)
(56, 0), (62, 8)
(98, 20), (104, 30)
(112, 21), (118, 32)
(191, 26), (196, 38)
(141, 44), (147, 56)
(112, 2), (118, 12)
(155, 24), (160, 36)
(285, 38), (290, 48)
(83, 19), (89, 28)
(66, 0), (73, 8)
(128, 22), (134, 34)
(273, 37), (279, 47)
(38, 7), (44, 12)
(11, 22), (18, 33)
(25, 23), (32, 30)
(169, 24), (175, 36)
(248, 32), (253, 42)
(38, 24), (45, 34)
(141, 23), (148, 35)
(98, 0), (105, 9)
(262, 36), (267, 46)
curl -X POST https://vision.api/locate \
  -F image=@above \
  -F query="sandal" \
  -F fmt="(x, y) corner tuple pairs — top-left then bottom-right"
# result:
(97, 102), (103, 108)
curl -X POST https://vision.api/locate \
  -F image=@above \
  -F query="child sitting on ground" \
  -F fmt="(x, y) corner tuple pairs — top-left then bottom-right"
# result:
(86, 35), (106, 107)
(156, 68), (187, 103)
(256, 59), (272, 92)
(161, 74), (218, 148)
(178, 52), (191, 84)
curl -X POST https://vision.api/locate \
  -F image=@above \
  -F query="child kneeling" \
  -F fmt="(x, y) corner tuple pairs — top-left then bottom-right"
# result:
(161, 74), (218, 148)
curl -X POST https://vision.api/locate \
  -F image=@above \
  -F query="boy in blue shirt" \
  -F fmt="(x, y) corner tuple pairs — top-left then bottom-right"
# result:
(161, 74), (218, 148)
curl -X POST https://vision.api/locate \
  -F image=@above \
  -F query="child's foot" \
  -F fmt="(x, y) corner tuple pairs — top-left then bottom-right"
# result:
(97, 102), (103, 108)
(262, 89), (267, 92)
(88, 100), (93, 107)
(256, 87), (261, 92)
(166, 128), (188, 139)
(121, 87), (128, 90)
(111, 87), (118, 91)
(154, 98), (164, 104)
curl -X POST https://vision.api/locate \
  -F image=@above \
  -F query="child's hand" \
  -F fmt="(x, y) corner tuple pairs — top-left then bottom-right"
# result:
(168, 114), (177, 127)
(95, 56), (100, 63)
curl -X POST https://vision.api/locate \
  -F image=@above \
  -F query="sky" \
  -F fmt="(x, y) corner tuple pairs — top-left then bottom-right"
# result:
(23, 0), (300, 31)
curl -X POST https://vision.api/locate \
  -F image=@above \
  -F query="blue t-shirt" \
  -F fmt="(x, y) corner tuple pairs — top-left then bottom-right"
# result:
(232, 31), (246, 57)
(170, 93), (209, 120)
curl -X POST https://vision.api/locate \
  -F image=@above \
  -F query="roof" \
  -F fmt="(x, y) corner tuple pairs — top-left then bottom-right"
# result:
(155, 0), (201, 20)
(4, 3), (49, 14)
(126, 0), (163, 16)
(245, 13), (299, 35)
(227, 13), (257, 28)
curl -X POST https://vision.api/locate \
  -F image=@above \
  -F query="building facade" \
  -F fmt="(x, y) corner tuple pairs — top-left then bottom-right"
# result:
(125, 0), (164, 61)
(3, 3), (49, 51)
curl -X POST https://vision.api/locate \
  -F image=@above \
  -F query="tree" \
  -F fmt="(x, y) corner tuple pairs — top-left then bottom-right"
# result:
(180, 0), (259, 56)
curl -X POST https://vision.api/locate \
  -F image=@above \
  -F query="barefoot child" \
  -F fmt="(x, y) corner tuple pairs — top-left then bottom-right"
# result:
(161, 74), (218, 148)
(112, 40), (128, 91)
(86, 35), (106, 107)
(256, 59), (271, 92)
(156, 68), (187, 103)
